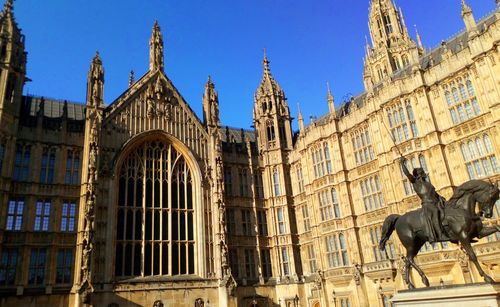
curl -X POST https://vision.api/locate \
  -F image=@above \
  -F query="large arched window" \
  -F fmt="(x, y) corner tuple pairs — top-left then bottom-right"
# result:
(115, 139), (195, 278)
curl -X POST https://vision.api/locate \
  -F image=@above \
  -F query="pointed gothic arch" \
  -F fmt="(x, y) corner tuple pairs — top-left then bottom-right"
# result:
(112, 130), (205, 279)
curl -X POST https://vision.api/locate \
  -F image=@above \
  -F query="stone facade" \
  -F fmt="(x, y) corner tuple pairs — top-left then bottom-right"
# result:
(0, 0), (500, 306)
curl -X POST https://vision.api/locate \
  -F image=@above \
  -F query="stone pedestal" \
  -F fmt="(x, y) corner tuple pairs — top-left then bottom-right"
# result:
(391, 283), (500, 307)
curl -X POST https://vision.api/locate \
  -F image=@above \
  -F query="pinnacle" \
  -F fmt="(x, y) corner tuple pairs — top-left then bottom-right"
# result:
(205, 75), (215, 89)
(461, 0), (472, 14)
(153, 20), (161, 32)
(93, 51), (101, 61)
(3, 0), (13, 13)
(263, 51), (270, 76)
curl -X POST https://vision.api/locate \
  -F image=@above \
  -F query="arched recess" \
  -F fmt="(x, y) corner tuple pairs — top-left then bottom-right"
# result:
(112, 130), (204, 279)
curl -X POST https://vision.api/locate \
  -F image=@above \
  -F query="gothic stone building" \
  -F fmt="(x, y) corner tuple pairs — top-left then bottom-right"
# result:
(1, 0), (500, 306)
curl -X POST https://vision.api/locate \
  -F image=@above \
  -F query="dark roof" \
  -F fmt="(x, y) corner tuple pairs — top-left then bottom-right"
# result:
(22, 95), (85, 120)
(221, 126), (256, 143)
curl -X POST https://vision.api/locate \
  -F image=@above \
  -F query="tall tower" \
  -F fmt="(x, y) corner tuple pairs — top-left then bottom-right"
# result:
(253, 53), (292, 152)
(0, 0), (26, 119)
(253, 53), (302, 280)
(364, 0), (420, 89)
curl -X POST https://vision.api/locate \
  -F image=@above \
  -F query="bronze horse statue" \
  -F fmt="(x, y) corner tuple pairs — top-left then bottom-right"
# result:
(379, 180), (500, 289)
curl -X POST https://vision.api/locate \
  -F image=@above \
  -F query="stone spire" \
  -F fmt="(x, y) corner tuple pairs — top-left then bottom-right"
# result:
(461, 0), (476, 32)
(327, 82), (335, 114)
(364, 0), (419, 86)
(256, 51), (284, 99)
(414, 25), (424, 51)
(297, 102), (304, 132)
(87, 51), (104, 107)
(203, 75), (220, 127)
(398, 7), (409, 38)
(149, 21), (164, 71)
(3, 0), (13, 14)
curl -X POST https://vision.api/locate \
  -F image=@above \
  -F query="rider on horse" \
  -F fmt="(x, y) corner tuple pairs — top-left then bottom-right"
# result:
(400, 157), (448, 243)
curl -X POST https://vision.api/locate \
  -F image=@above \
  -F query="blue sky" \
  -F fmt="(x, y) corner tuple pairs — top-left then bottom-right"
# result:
(13, 0), (496, 130)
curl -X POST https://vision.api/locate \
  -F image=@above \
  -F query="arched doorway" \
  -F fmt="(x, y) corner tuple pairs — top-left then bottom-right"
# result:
(114, 136), (197, 278)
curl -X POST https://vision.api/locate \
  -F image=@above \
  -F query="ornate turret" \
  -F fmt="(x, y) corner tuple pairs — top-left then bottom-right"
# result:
(364, 0), (420, 88)
(86, 52), (104, 107)
(253, 52), (292, 151)
(149, 21), (164, 71)
(461, 0), (477, 32)
(202, 75), (220, 127)
(0, 0), (26, 109)
(253, 52), (301, 280)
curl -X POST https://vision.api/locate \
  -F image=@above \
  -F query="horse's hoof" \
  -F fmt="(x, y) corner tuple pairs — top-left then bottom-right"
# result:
(484, 275), (495, 283)
(408, 284), (415, 290)
(423, 278), (430, 287)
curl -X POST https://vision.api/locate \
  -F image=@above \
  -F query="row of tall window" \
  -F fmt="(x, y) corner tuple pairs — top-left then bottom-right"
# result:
(311, 143), (333, 179)
(443, 76), (481, 125)
(387, 101), (418, 144)
(325, 233), (349, 268)
(460, 134), (499, 179)
(0, 248), (73, 285)
(351, 128), (375, 166)
(224, 167), (263, 198)
(6, 199), (76, 232)
(318, 188), (341, 221)
(226, 209), (269, 236)
(228, 248), (272, 279)
(294, 164), (305, 194)
(11, 145), (81, 184)
(360, 175), (384, 212)
(369, 225), (396, 262)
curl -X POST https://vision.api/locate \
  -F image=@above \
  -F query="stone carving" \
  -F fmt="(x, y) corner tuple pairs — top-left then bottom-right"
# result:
(314, 270), (324, 290)
(153, 300), (164, 307)
(150, 21), (164, 71)
(353, 262), (362, 286)
(78, 51), (104, 303)
(195, 298), (204, 307)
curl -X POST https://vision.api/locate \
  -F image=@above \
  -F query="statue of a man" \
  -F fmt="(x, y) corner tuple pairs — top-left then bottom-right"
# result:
(400, 157), (447, 243)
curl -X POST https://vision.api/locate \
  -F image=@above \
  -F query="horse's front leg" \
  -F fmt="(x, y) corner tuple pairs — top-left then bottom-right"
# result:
(477, 225), (500, 239)
(460, 239), (494, 283)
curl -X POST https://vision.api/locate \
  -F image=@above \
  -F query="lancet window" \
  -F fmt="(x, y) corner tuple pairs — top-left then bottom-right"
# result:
(115, 139), (195, 278)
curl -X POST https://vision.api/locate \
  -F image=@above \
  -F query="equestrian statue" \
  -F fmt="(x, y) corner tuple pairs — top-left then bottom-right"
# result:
(379, 157), (500, 289)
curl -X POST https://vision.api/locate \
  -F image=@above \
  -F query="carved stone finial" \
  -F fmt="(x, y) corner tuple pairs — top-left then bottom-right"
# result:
(263, 48), (270, 76)
(3, 0), (13, 14)
(150, 21), (164, 71)
(414, 24), (424, 50)
(87, 51), (104, 107)
(129, 70), (134, 87)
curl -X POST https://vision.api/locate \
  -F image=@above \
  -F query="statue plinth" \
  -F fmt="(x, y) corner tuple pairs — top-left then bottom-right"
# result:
(391, 283), (500, 307)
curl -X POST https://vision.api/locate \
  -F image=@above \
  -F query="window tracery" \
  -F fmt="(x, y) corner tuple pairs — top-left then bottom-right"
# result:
(115, 139), (195, 278)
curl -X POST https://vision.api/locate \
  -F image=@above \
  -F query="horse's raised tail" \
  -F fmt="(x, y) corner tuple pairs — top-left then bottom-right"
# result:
(379, 214), (400, 251)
